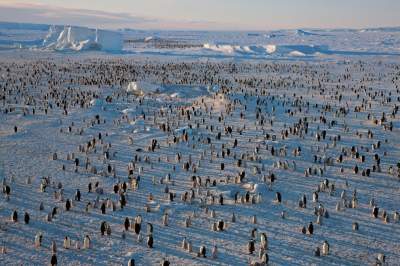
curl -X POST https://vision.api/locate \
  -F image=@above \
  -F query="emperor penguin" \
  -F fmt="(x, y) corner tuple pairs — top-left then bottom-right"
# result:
(83, 235), (91, 249)
(322, 240), (329, 255)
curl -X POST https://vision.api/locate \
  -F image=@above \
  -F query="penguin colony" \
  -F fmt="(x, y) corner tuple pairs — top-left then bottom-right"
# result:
(0, 56), (399, 265)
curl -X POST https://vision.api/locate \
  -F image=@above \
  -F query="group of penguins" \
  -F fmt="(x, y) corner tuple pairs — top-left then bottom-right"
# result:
(3, 122), (396, 266)
(3, 185), (391, 266)
(1, 58), (400, 266)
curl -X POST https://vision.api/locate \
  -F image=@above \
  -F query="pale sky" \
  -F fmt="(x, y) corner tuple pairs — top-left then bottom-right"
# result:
(0, 0), (399, 30)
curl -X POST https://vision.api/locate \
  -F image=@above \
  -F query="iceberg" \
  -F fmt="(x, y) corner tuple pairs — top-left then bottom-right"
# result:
(43, 25), (122, 52)
(203, 43), (329, 57)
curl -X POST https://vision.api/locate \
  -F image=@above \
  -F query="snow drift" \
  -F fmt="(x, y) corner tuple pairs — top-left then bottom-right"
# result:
(126, 82), (213, 99)
(126, 82), (161, 96)
(203, 43), (329, 57)
(43, 25), (122, 52)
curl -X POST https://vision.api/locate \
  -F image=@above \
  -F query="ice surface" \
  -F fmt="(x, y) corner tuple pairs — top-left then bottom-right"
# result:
(2, 22), (400, 58)
(1, 21), (400, 266)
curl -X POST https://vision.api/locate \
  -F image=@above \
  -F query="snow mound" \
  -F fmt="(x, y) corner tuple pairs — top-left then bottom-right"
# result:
(207, 85), (220, 93)
(126, 82), (160, 96)
(265, 45), (277, 54)
(121, 108), (135, 115)
(89, 98), (104, 106)
(203, 43), (329, 57)
(43, 25), (122, 52)
(126, 82), (212, 99)
(175, 126), (197, 136)
(251, 183), (269, 194)
(289, 50), (306, 57)
(296, 29), (321, 36)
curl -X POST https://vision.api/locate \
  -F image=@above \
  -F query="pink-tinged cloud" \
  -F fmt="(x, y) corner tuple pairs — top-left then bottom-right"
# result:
(0, 2), (221, 30)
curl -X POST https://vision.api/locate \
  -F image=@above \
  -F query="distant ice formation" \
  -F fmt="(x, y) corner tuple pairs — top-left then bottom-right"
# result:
(203, 43), (328, 57)
(43, 25), (122, 52)
(2, 21), (400, 58)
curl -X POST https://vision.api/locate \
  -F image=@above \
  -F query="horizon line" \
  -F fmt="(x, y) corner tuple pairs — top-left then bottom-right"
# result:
(1, 20), (400, 33)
